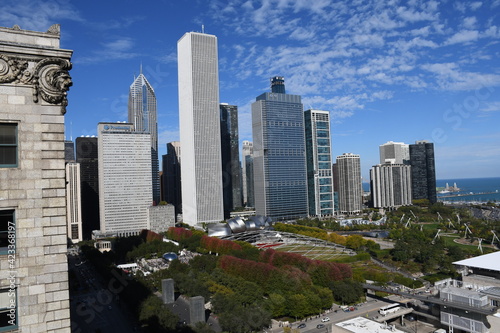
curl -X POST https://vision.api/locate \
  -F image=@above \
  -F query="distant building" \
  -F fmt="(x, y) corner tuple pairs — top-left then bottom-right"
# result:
(379, 141), (409, 164)
(98, 122), (152, 236)
(252, 76), (308, 220)
(336, 153), (363, 215)
(220, 103), (242, 217)
(163, 141), (182, 216)
(65, 140), (75, 162)
(409, 140), (437, 204)
(66, 162), (83, 242)
(370, 163), (412, 209)
(304, 109), (334, 217)
(148, 205), (175, 234)
(242, 141), (254, 207)
(128, 69), (160, 204)
(76, 136), (99, 239)
(178, 32), (224, 226)
(0, 23), (73, 332)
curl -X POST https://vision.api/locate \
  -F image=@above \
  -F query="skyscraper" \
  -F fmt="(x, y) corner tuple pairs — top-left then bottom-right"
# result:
(409, 140), (437, 204)
(128, 69), (159, 204)
(336, 153), (363, 215)
(98, 122), (152, 236)
(65, 140), (75, 162)
(76, 136), (99, 239)
(66, 162), (83, 242)
(379, 141), (410, 165)
(163, 141), (182, 216)
(370, 163), (412, 209)
(220, 103), (242, 217)
(304, 109), (334, 217)
(252, 76), (308, 220)
(178, 32), (224, 226)
(242, 141), (254, 207)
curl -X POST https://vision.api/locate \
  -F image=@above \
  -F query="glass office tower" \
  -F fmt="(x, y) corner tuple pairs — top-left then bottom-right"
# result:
(305, 109), (334, 217)
(252, 77), (308, 220)
(409, 140), (437, 204)
(128, 70), (159, 204)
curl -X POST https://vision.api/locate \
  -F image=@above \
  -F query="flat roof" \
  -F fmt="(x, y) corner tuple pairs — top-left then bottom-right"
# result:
(335, 317), (406, 333)
(453, 251), (500, 272)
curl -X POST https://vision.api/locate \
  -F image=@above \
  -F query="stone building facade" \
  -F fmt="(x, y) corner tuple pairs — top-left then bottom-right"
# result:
(0, 24), (72, 332)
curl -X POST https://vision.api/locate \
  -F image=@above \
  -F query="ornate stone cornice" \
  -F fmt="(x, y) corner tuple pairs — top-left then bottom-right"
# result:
(0, 53), (72, 115)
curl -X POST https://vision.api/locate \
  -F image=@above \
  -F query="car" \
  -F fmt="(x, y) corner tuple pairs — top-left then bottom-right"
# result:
(317, 324), (325, 329)
(298, 323), (306, 329)
(321, 317), (330, 322)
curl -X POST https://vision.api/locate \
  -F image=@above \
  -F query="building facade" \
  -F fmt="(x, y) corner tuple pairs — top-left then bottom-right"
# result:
(0, 24), (73, 332)
(220, 103), (242, 217)
(128, 70), (159, 204)
(409, 140), (437, 204)
(64, 140), (75, 162)
(370, 163), (412, 209)
(252, 76), (308, 220)
(66, 162), (83, 242)
(148, 205), (175, 234)
(162, 141), (182, 217)
(304, 109), (334, 217)
(241, 141), (253, 207)
(177, 32), (224, 226)
(379, 141), (410, 165)
(75, 136), (99, 239)
(98, 122), (152, 236)
(336, 153), (363, 215)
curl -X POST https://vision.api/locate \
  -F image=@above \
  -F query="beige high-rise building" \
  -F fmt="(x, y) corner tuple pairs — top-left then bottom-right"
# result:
(66, 162), (83, 242)
(0, 24), (73, 332)
(336, 153), (363, 215)
(177, 32), (224, 226)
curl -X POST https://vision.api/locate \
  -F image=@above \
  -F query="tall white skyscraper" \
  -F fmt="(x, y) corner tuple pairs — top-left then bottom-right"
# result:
(379, 141), (410, 165)
(128, 69), (159, 204)
(98, 122), (152, 236)
(242, 141), (253, 206)
(177, 32), (224, 226)
(66, 162), (83, 242)
(337, 153), (363, 215)
(370, 163), (412, 209)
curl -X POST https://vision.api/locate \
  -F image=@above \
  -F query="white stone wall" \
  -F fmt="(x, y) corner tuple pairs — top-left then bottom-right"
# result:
(0, 25), (72, 333)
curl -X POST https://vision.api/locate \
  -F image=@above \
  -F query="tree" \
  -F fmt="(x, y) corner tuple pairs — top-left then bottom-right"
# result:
(139, 295), (179, 332)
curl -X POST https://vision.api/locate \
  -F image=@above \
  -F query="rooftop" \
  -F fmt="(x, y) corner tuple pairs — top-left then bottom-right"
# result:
(453, 251), (500, 272)
(335, 317), (406, 333)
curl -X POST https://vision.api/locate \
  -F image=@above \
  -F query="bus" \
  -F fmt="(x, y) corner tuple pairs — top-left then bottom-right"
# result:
(379, 303), (401, 316)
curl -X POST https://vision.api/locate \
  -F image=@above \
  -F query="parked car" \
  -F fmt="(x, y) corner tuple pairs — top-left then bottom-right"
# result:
(317, 324), (325, 329)
(321, 317), (330, 322)
(298, 323), (306, 329)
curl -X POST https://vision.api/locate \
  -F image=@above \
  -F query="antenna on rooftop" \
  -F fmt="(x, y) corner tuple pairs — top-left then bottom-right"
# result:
(202, 24), (205, 33)
(70, 121), (73, 141)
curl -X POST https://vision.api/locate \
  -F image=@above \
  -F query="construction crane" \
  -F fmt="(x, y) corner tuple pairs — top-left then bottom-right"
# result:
(432, 229), (441, 244)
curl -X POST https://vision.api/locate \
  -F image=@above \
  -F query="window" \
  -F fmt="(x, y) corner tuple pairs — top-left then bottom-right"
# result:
(0, 210), (15, 255)
(0, 124), (17, 167)
(0, 288), (17, 331)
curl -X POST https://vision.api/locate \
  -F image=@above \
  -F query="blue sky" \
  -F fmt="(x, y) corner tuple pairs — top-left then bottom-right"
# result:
(3, 0), (500, 180)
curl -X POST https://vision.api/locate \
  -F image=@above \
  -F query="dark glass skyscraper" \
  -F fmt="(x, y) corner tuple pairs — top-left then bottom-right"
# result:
(252, 77), (308, 220)
(409, 140), (437, 204)
(220, 103), (242, 217)
(65, 140), (75, 162)
(162, 141), (182, 217)
(76, 136), (99, 239)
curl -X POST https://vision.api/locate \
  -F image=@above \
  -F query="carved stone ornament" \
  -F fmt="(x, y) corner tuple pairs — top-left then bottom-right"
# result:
(0, 54), (28, 84)
(32, 58), (73, 115)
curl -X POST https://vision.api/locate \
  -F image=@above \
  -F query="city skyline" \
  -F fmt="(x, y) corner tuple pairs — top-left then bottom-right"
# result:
(3, 0), (500, 180)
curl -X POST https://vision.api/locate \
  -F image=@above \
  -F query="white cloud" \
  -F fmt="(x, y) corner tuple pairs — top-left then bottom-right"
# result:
(445, 30), (480, 45)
